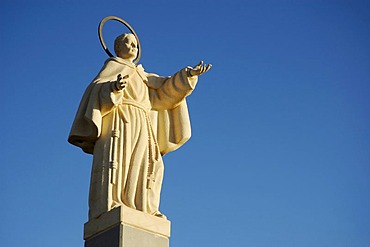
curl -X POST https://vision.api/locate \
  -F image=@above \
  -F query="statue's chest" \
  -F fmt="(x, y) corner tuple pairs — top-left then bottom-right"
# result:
(124, 72), (149, 102)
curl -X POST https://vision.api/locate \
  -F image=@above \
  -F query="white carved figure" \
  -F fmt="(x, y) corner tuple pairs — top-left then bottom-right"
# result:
(69, 33), (211, 219)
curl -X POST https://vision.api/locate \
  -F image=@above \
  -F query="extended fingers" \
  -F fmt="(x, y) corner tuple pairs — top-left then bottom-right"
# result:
(194, 60), (203, 68)
(204, 64), (212, 73)
(199, 63), (212, 74)
(187, 62), (211, 77)
(201, 65), (207, 73)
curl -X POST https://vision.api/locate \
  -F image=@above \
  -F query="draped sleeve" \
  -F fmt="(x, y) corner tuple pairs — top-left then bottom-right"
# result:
(145, 68), (198, 155)
(68, 59), (127, 154)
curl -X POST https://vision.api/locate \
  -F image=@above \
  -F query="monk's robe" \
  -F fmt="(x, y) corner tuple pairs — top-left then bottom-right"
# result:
(69, 57), (198, 219)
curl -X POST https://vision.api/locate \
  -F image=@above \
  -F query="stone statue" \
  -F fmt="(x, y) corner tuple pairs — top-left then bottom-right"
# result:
(68, 32), (211, 220)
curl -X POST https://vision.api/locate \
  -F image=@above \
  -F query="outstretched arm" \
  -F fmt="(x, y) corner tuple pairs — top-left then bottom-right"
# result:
(148, 61), (211, 110)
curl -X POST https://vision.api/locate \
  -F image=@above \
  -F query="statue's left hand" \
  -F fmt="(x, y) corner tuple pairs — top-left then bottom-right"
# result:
(187, 61), (212, 77)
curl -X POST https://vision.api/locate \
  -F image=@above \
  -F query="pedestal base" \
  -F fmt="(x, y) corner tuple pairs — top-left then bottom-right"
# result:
(84, 206), (170, 247)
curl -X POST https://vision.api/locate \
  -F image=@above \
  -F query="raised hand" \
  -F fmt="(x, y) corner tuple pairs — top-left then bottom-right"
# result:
(115, 74), (129, 90)
(187, 61), (212, 77)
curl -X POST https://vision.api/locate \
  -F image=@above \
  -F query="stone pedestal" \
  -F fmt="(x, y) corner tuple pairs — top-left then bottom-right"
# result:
(84, 206), (170, 247)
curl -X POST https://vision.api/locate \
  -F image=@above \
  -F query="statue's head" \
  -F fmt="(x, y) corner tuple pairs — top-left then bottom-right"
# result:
(114, 33), (138, 61)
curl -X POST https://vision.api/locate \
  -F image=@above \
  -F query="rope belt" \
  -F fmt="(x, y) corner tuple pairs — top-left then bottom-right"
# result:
(110, 100), (159, 189)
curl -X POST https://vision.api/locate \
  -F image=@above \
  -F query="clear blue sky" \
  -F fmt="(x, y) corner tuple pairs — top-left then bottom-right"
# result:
(1, 1), (369, 246)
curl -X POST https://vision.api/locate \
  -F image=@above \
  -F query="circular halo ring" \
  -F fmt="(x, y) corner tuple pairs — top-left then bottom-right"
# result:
(98, 16), (141, 64)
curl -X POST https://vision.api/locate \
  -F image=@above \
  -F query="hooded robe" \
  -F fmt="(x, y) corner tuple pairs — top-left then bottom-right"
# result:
(68, 57), (197, 219)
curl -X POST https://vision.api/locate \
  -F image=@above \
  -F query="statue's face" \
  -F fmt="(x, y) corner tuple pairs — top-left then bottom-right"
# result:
(117, 34), (138, 61)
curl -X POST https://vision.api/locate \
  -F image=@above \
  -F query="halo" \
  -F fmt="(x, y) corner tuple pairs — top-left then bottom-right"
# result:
(98, 16), (141, 64)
